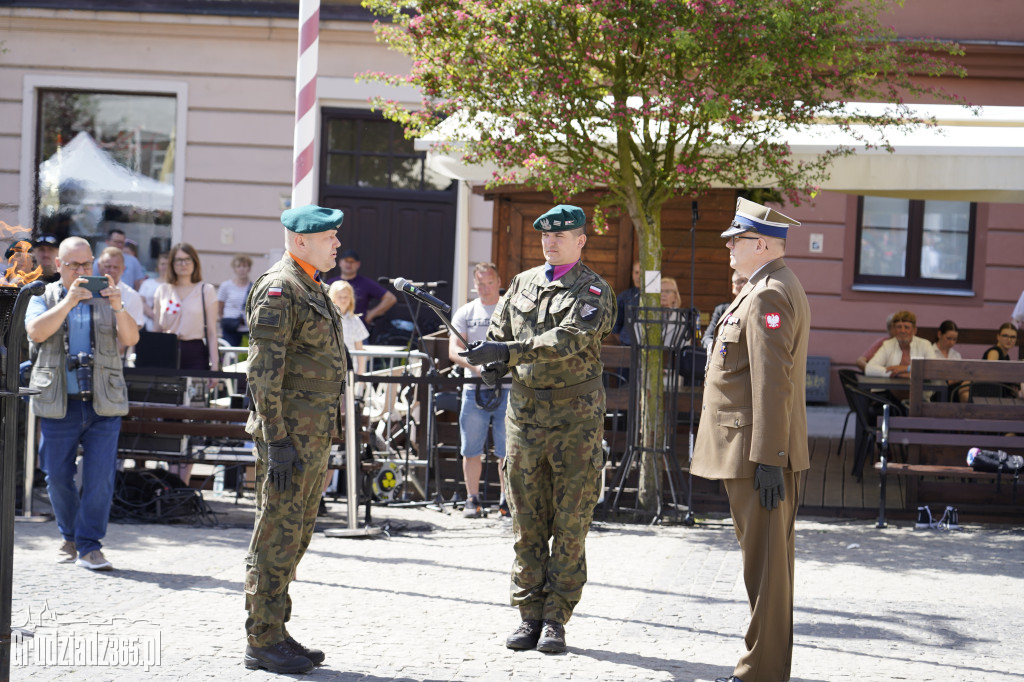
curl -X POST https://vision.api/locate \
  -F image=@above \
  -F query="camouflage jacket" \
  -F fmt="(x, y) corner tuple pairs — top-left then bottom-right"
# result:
(488, 261), (615, 426)
(245, 254), (347, 442)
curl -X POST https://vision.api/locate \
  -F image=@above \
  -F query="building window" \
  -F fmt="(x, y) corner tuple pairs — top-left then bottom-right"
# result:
(35, 89), (176, 272)
(854, 196), (975, 291)
(323, 110), (454, 193)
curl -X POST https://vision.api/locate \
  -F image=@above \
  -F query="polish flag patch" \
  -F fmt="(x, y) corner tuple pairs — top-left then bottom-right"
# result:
(765, 312), (781, 329)
(164, 300), (181, 315)
(588, 285), (602, 295)
(268, 287), (283, 297)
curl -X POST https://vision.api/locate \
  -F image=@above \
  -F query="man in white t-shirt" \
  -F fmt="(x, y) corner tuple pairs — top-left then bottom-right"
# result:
(97, 247), (144, 329)
(448, 263), (510, 518)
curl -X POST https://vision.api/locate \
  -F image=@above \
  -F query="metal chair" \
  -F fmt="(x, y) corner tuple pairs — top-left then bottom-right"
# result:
(834, 368), (862, 460)
(842, 382), (906, 481)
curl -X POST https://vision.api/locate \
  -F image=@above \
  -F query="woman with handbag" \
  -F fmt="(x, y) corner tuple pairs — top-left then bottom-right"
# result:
(153, 242), (220, 373)
(152, 243), (219, 485)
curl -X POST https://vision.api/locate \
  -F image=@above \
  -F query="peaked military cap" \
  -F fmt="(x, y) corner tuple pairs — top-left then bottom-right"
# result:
(721, 197), (800, 239)
(280, 205), (344, 234)
(533, 204), (587, 232)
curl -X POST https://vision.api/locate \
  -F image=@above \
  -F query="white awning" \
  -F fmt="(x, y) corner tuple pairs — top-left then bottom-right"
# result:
(418, 104), (1024, 203)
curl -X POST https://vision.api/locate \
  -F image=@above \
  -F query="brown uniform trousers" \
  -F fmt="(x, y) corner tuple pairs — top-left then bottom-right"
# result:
(692, 258), (810, 682)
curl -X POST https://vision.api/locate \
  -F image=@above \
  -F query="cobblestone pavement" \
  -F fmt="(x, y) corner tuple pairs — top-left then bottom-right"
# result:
(8, 493), (1024, 681)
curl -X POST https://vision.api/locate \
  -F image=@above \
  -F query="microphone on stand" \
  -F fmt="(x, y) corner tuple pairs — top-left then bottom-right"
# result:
(382, 277), (448, 290)
(392, 277), (451, 315)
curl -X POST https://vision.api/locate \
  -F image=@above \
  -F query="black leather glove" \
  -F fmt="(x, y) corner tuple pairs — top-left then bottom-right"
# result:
(459, 341), (510, 366)
(267, 437), (300, 492)
(753, 464), (785, 510)
(480, 361), (507, 387)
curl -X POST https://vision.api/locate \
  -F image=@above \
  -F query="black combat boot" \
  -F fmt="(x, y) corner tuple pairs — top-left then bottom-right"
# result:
(536, 620), (566, 653)
(244, 641), (314, 673)
(505, 619), (542, 649)
(285, 636), (325, 665)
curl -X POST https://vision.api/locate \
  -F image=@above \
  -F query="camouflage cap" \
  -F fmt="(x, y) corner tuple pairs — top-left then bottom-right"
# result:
(280, 205), (344, 234)
(533, 204), (586, 232)
(721, 197), (800, 239)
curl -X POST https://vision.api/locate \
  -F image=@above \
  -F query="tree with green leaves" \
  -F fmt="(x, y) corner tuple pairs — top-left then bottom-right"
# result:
(362, 0), (965, 514)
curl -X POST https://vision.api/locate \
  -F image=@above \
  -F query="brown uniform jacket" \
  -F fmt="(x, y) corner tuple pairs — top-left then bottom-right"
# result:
(691, 258), (810, 480)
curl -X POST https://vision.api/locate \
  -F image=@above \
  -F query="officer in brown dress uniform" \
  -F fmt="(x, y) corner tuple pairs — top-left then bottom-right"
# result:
(692, 198), (810, 682)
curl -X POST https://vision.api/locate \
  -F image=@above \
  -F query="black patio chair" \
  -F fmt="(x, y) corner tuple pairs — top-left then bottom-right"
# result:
(842, 382), (906, 482)
(834, 368), (863, 459)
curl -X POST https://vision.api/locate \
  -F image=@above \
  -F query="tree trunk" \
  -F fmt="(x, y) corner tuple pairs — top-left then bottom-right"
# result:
(636, 220), (666, 515)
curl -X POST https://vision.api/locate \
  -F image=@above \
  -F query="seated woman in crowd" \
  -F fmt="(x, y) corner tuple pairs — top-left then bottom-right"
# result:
(968, 322), (1020, 400)
(932, 320), (962, 359)
(984, 322), (1018, 361)
(658, 277), (692, 348)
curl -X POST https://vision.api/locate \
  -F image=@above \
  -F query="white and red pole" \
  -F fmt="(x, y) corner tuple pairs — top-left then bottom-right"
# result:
(291, 0), (320, 208)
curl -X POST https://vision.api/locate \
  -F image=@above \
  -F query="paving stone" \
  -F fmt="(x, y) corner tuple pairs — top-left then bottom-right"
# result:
(9, 497), (1024, 681)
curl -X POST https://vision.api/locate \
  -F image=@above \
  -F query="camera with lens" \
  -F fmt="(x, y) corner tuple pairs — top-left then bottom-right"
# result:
(67, 352), (94, 396)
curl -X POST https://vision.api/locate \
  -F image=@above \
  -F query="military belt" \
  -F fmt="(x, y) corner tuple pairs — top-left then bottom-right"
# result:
(511, 376), (602, 401)
(282, 376), (344, 394)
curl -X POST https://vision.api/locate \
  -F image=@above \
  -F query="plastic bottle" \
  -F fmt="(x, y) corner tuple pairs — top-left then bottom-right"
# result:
(213, 465), (225, 493)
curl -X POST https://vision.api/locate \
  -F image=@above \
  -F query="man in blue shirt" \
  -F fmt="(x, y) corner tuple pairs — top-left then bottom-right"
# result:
(27, 236), (138, 571)
(92, 228), (145, 290)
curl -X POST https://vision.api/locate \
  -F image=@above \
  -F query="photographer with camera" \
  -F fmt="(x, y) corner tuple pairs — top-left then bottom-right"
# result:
(26, 236), (138, 572)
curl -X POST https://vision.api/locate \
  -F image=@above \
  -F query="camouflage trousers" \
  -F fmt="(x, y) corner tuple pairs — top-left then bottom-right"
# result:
(504, 415), (603, 624)
(244, 434), (330, 647)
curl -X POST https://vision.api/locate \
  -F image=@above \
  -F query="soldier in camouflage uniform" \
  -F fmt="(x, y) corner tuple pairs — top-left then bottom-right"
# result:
(242, 205), (347, 675)
(460, 204), (615, 654)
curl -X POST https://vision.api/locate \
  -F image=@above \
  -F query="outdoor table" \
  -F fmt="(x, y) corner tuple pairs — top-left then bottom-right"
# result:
(856, 374), (950, 402)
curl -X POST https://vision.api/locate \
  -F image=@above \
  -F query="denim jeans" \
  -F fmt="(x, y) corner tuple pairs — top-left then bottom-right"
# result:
(39, 399), (121, 556)
(459, 386), (509, 458)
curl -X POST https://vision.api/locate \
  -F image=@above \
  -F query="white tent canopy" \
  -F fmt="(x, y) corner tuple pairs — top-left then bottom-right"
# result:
(418, 104), (1024, 203)
(38, 131), (173, 212)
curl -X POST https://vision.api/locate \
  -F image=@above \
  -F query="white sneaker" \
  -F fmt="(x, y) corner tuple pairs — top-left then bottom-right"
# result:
(57, 540), (76, 564)
(75, 549), (113, 571)
(937, 505), (961, 531)
(914, 506), (933, 530)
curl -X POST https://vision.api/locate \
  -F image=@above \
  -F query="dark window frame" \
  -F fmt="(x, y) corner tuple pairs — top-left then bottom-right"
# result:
(853, 195), (976, 292)
(320, 108), (455, 200)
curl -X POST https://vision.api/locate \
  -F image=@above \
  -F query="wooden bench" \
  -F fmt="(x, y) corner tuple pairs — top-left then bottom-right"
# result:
(874, 358), (1024, 526)
(118, 403), (348, 494)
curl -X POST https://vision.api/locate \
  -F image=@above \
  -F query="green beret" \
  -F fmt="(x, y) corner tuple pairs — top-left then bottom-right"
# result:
(533, 204), (586, 232)
(280, 205), (344, 234)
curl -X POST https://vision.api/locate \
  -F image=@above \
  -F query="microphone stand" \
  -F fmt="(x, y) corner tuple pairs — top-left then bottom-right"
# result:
(390, 280), (471, 512)
(683, 201), (699, 527)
